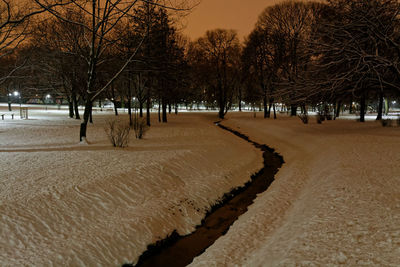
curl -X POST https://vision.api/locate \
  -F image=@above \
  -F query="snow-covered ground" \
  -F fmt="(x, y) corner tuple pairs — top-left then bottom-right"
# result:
(191, 113), (400, 266)
(0, 105), (262, 266)
(2, 104), (399, 266)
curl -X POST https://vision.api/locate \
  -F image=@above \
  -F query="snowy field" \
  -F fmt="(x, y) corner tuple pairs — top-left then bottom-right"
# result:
(191, 113), (400, 266)
(0, 105), (262, 266)
(1, 104), (399, 266)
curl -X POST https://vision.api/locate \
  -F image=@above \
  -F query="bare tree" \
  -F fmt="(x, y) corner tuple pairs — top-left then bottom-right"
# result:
(189, 29), (241, 119)
(31, 0), (196, 141)
(309, 0), (400, 122)
(254, 1), (322, 116)
(243, 25), (285, 119)
(0, 0), (74, 90)
(29, 9), (89, 119)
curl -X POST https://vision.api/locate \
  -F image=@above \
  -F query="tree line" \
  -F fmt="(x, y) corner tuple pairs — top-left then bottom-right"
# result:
(240, 0), (400, 122)
(1, 0), (400, 140)
(190, 0), (400, 121)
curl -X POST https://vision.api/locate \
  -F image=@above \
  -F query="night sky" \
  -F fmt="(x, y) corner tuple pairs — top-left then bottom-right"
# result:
(183, 0), (282, 40)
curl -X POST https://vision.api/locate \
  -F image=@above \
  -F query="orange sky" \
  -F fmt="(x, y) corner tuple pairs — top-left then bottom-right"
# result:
(182, 0), (283, 41)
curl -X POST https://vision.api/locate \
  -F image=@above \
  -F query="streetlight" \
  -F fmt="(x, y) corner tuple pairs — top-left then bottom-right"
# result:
(45, 94), (51, 110)
(13, 91), (22, 108)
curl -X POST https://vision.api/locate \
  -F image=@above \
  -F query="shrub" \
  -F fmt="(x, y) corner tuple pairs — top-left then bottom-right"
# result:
(381, 119), (391, 127)
(105, 119), (131, 147)
(298, 114), (308, 124)
(380, 118), (400, 127)
(316, 113), (324, 124)
(132, 115), (148, 139)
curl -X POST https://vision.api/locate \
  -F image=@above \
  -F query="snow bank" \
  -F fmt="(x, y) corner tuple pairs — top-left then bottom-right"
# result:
(0, 107), (262, 266)
(190, 113), (400, 266)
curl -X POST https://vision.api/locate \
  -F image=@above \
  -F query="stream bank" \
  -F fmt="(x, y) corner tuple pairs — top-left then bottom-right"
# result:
(128, 122), (284, 267)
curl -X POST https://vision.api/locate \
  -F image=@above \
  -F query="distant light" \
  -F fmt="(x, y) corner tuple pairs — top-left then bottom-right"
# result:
(393, 101), (397, 104)
(46, 94), (51, 99)
(8, 93), (12, 96)
(13, 91), (19, 96)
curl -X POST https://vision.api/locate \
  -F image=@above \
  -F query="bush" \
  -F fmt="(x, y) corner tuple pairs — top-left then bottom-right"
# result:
(381, 119), (391, 127)
(380, 117), (400, 127)
(316, 113), (324, 124)
(298, 114), (308, 124)
(105, 119), (131, 147)
(132, 115), (148, 139)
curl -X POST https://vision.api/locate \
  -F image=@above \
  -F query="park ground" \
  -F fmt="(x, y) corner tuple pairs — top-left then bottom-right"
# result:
(0, 104), (399, 266)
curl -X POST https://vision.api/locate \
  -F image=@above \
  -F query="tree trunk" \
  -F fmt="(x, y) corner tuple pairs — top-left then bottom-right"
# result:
(218, 105), (225, 119)
(110, 82), (118, 116)
(273, 103), (277, 119)
(335, 100), (342, 120)
(146, 96), (151, 126)
(162, 98), (167, 123)
(360, 92), (366, 122)
(290, 104), (297, 116)
(218, 97), (225, 119)
(139, 101), (144, 118)
(113, 101), (118, 116)
(376, 91), (383, 120)
(89, 104), (93, 123)
(301, 104), (307, 115)
(168, 102), (172, 114)
(238, 87), (242, 112)
(79, 100), (92, 141)
(68, 100), (74, 118)
(73, 94), (80, 120)
(268, 98), (274, 117)
(158, 99), (161, 122)
(8, 94), (12, 111)
(128, 98), (132, 127)
(175, 103), (178, 115)
(349, 96), (353, 114)
(128, 81), (133, 126)
(264, 93), (269, 118)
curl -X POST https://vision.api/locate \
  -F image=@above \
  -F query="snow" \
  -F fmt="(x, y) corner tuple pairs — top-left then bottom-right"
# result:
(0, 105), (262, 266)
(2, 104), (399, 266)
(190, 113), (400, 266)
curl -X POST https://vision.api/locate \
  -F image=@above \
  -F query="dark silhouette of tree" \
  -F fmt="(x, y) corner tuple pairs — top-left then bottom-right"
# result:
(309, 0), (400, 122)
(257, 1), (321, 116)
(188, 29), (241, 119)
(29, 9), (88, 119)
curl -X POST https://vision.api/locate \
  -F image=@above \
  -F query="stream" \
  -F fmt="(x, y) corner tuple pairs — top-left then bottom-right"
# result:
(128, 122), (284, 267)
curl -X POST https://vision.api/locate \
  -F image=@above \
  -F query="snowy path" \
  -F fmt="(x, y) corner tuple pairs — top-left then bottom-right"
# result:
(0, 110), (262, 266)
(190, 113), (400, 266)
